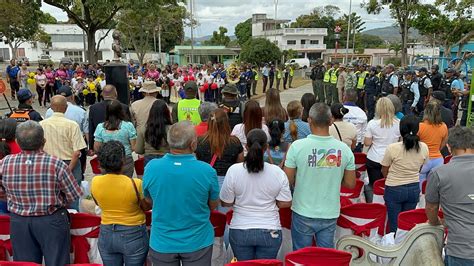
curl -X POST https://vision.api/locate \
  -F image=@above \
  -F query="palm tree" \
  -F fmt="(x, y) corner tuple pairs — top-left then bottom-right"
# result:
(389, 43), (402, 57)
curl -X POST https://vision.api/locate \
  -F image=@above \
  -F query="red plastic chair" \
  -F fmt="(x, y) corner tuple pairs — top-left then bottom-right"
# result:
(421, 180), (427, 195)
(444, 155), (452, 164)
(0, 216), (12, 261)
(134, 157), (144, 176)
(340, 179), (365, 203)
(354, 152), (367, 172)
(210, 211), (227, 238)
(340, 196), (353, 208)
(226, 209), (233, 225)
(373, 178), (386, 204)
(278, 208), (292, 230)
(285, 247), (352, 266)
(336, 203), (387, 239)
(89, 157), (101, 175)
(69, 213), (101, 264)
(0, 262), (41, 265)
(225, 259), (283, 266)
(396, 208), (444, 242)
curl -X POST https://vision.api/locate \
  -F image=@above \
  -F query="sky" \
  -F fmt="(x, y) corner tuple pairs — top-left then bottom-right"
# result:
(41, 0), (400, 37)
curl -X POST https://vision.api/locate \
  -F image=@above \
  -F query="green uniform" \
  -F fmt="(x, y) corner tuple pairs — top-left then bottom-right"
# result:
(177, 98), (202, 125)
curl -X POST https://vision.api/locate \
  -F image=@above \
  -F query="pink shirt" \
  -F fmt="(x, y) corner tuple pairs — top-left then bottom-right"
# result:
(146, 70), (160, 80)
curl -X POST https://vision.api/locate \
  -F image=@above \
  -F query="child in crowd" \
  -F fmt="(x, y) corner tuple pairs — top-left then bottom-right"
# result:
(264, 119), (289, 167)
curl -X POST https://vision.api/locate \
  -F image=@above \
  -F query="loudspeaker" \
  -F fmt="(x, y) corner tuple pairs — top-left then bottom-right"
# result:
(104, 63), (129, 105)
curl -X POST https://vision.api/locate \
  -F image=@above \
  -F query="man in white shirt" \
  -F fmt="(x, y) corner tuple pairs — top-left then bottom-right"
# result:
(342, 89), (367, 152)
(381, 64), (399, 95)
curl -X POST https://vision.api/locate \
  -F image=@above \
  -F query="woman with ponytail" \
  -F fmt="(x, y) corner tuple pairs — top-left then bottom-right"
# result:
(220, 129), (292, 261)
(265, 120), (288, 167)
(329, 103), (357, 150)
(380, 115), (429, 232)
(284, 101), (310, 143)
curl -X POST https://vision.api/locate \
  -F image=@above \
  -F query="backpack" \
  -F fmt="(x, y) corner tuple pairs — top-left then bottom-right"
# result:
(418, 76), (429, 97)
(9, 109), (31, 123)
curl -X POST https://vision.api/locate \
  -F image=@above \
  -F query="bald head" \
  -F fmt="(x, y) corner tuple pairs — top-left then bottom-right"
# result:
(102, 85), (117, 99)
(50, 95), (68, 113)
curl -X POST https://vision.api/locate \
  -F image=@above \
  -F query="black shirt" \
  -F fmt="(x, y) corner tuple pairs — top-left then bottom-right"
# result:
(195, 137), (243, 176)
(16, 103), (43, 122)
(88, 99), (131, 150)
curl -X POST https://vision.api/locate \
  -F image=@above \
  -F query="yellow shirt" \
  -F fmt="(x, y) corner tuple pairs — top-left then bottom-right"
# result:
(91, 174), (146, 226)
(40, 112), (87, 160)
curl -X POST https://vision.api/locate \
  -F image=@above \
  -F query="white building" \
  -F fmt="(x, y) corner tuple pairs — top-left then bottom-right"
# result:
(0, 24), (114, 63)
(251, 14), (327, 60)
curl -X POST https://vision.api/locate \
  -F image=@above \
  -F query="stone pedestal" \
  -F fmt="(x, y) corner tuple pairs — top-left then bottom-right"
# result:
(104, 63), (129, 105)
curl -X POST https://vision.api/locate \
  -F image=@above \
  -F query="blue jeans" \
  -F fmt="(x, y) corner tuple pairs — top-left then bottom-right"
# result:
(384, 183), (420, 232)
(64, 160), (82, 211)
(291, 211), (337, 250)
(419, 158), (444, 188)
(445, 255), (474, 266)
(229, 229), (282, 261)
(98, 224), (149, 266)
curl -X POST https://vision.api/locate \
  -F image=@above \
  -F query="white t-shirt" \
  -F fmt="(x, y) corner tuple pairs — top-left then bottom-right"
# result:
(231, 123), (271, 154)
(365, 118), (401, 163)
(343, 104), (368, 144)
(220, 162), (292, 230)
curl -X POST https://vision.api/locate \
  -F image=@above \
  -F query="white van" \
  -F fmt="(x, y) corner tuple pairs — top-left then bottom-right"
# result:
(285, 58), (310, 69)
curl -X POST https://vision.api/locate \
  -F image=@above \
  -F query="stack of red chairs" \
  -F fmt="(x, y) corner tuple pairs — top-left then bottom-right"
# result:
(372, 178), (386, 204)
(354, 153), (367, 173)
(340, 179), (365, 203)
(336, 203), (387, 242)
(226, 259), (282, 266)
(0, 216), (12, 262)
(89, 158), (101, 175)
(285, 247), (352, 266)
(69, 213), (101, 264)
(134, 157), (145, 176)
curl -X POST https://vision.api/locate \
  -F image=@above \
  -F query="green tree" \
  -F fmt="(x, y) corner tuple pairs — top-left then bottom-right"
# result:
(43, 0), (134, 63)
(38, 12), (58, 24)
(356, 34), (385, 49)
(411, 2), (474, 66)
(282, 49), (298, 62)
(240, 38), (281, 65)
(204, 26), (231, 46)
(234, 18), (252, 46)
(342, 13), (365, 57)
(389, 42), (402, 57)
(362, 0), (420, 66)
(0, 0), (42, 60)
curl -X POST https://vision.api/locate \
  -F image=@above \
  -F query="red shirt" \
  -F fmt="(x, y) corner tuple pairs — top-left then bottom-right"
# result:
(6, 141), (21, 155)
(195, 122), (208, 137)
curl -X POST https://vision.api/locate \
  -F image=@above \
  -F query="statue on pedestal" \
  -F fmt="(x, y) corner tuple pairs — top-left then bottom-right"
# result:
(112, 30), (122, 62)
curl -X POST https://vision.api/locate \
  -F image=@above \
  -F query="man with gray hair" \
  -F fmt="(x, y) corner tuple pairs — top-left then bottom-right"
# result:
(195, 101), (218, 137)
(284, 103), (356, 249)
(426, 126), (474, 265)
(1, 121), (82, 265)
(142, 121), (219, 265)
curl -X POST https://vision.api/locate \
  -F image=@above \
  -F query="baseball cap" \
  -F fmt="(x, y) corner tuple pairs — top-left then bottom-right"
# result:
(221, 84), (238, 95)
(17, 89), (33, 102)
(184, 81), (198, 91)
(445, 68), (455, 73)
(418, 67), (428, 73)
(57, 86), (73, 97)
(431, 91), (446, 102)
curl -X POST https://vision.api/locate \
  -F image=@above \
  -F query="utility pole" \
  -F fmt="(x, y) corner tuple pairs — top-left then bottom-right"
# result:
(190, 0), (194, 64)
(344, 0), (352, 64)
(158, 24), (162, 65)
(81, 3), (87, 63)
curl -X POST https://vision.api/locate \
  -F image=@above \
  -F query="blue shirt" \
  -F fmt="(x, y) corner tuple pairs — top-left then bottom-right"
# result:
(262, 66), (269, 77)
(45, 102), (89, 134)
(283, 119), (311, 143)
(94, 121), (137, 156)
(143, 154), (219, 253)
(451, 79), (464, 91)
(6, 65), (19, 79)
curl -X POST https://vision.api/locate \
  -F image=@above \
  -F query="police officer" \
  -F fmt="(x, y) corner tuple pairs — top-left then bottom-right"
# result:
(430, 64), (443, 92)
(439, 68), (456, 110)
(381, 64), (399, 96)
(310, 59), (326, 102)
(400, 70), (420, 115)
(322, 62), (334, 104)
(417, 67), (433, 113)
(364, 67), (380, 120)
(356, 64), (369, 110)
(328, 62), (340, 105)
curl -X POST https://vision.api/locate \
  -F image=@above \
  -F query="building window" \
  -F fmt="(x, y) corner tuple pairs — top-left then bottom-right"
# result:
(64, 51), (83, 63)
(16, 48), (25, 57)
(287, 40), (296, 45)
(301, 40), (306, 44)
(0, 48), (9, 61)
(310, 40), (319, 45)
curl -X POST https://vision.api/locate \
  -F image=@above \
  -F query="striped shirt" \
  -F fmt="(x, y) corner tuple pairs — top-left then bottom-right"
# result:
(1, 151), (82, 216)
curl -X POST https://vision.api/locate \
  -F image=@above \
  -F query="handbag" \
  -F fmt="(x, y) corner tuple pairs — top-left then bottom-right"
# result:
(210, 154), (218, 167)
(130, 177), (152, 211)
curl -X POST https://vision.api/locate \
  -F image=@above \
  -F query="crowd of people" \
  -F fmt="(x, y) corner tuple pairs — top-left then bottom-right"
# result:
(0, 56), (473, 266)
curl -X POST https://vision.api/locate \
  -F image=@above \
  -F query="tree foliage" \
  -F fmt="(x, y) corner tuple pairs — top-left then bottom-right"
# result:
(240, 38), (281, 65)
(204, 26), (231, 46)
(282, 49), (298, 62)
(234, 18), (252, 46)
(362, 0), (420, 66)
(39, 12), (58, 24)
(0, 0), (42, 60)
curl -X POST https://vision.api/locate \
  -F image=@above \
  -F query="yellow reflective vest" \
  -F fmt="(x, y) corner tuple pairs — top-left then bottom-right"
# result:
(277, 69), (282, 79)
(177, 98), (202, 125)
(323, 68), (332, 83)
(357, 71), (369, 89)
(330, 69), (338, 84)
(253, 69), (259, 81)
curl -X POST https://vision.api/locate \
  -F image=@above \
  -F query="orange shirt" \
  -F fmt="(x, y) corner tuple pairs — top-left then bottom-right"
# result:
(418, 122), (448, 159)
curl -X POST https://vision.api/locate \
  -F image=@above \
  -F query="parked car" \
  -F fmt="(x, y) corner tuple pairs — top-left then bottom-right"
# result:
(59, 57), (73, 66)
(38, 54), (52, 66)
(285, 58), (310, 69)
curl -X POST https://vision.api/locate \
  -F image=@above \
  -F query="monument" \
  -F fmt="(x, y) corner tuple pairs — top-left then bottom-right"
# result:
(104, 30), (129, 105)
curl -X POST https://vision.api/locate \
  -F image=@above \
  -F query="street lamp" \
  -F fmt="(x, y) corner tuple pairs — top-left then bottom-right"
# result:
(344, 0), (352, 64)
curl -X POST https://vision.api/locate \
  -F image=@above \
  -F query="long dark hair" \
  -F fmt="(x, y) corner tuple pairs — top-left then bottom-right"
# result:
(400, 115), (420, 152)
(0, 119), (11, 159)
(244, 129), (267, 173)
(268, 119), (285, 148)
(331, 103), (349, 120)
(300, 93), (316, 122)
(243, 100), (263, 136)
(104, 100), (125, 130)
(145, 100), (171, 150)
(203, 109), (240, 158)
